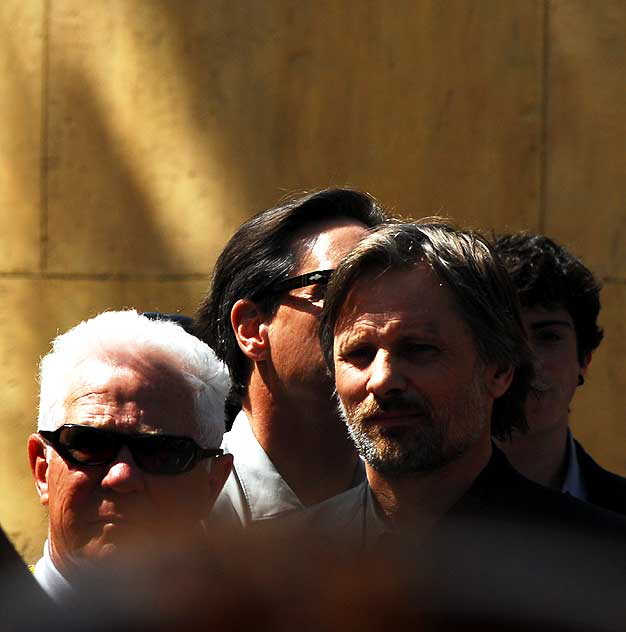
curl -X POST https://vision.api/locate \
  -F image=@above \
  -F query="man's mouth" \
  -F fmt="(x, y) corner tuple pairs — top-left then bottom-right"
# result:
(97, 516), (125, 526)
(364, 411), (427, 426)
(94, 509), (128, 524)
(529, 386), (552, 400)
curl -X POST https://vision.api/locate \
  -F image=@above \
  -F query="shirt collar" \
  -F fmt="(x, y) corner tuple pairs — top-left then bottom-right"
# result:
(363, 484), (392, 548)
(223, 411), (367, 522)
(33, 540), (75, 603)
(360, 446), (512, 548)
(223, 411), (304, 521)
(561, 428), (589, 501)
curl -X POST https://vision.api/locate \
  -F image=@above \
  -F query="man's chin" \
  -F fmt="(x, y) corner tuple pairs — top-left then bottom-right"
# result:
(81, 527), (159, 564)
(369, 454), (448, 475)
(355, 434), (448, 475)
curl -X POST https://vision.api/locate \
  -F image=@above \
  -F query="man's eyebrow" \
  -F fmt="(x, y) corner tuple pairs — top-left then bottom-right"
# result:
(529, 319), (573, 330)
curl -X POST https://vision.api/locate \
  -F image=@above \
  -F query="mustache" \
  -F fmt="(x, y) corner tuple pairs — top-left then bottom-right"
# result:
(338, 391), (433, 424)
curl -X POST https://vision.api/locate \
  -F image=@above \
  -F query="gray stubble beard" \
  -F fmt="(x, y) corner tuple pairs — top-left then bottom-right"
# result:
(337, 374), (490, 475)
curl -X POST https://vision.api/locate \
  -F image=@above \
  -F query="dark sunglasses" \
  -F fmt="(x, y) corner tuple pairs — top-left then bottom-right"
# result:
(39, 424), (223, 476)
(272, 269), (334, 293)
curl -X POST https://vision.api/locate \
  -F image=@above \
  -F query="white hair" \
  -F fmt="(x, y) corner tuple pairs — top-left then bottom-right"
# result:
(37, 310), (229, 448)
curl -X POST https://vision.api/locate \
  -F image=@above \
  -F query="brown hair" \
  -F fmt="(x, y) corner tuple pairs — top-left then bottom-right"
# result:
(320, 221), (533, 440)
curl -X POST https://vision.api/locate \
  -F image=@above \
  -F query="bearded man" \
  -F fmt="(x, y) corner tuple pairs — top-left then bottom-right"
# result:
(304, 222), (626, 629)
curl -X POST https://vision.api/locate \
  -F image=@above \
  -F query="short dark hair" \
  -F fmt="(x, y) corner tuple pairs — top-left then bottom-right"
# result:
(142, 312), (195, 335)
(320, 221), (534, 440)
(493, 233), (603, 362)
(195, 188), (388, 397)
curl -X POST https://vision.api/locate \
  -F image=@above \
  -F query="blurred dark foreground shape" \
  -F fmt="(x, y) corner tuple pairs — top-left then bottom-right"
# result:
(0, 525), (64, 631)
(5, 519), (625, 632)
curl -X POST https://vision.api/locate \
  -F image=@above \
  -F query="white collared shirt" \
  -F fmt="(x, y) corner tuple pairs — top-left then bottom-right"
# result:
(33, 540), (75, 603)
(211, 410), (366, 527)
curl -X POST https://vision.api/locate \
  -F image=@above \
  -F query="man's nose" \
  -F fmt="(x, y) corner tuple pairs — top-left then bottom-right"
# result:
(101, 446), (146, 493)
(366, 350), (406, 398)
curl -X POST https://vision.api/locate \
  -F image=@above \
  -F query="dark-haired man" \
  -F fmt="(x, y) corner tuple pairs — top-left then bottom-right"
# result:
(196, 189), (388, 527)
(305, 222), (626, 626)
(494, 233), (626, 514)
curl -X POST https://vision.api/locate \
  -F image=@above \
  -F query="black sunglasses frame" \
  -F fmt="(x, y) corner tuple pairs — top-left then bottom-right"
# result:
(39, 424), (223, 475)
(271, 269), (334, 293)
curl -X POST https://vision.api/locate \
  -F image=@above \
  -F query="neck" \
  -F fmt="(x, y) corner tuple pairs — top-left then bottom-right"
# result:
(243, 373), (360, 507)
(47, 538), (72, 581)
(367, 436), (492, 538)
(496, 423), (569, 489)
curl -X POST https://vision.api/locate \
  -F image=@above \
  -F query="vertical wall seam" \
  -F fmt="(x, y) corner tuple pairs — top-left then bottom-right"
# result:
(538, 0), (550, 233)
(39, 0), (51, 276)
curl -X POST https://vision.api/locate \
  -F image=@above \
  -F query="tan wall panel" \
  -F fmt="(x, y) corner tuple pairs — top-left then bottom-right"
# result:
(545, 0), (626, 277)
(4, 0), (624, 562)
(570, 282), (626, 476)
(45, 1), (248, 276)
(0, 1), (43, 273)
(46, 0), (542, 279)
(0, 278), (207, 563)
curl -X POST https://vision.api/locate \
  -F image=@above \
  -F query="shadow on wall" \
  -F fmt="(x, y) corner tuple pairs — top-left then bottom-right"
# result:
(3, 9), (213, 560)
(0, 5), (43, 274)
(148, 0), (393, 210)
(4, 0), (551, 561)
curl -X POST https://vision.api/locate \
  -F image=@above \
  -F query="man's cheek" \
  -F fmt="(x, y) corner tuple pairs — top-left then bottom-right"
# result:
(54, 476), (102, 529)
(156, 479), (208, 522)
(339, 379), (358, 406)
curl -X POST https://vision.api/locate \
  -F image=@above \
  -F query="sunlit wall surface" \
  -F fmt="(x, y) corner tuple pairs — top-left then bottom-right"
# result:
(0, 1), (624, 562)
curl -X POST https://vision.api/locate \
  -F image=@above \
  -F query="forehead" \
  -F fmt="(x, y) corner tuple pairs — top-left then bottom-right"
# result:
(522, 304), (574, 327)
(292, 218), (369, 273)
(336, 263), (470, 340)
(62, 357), (196, 436)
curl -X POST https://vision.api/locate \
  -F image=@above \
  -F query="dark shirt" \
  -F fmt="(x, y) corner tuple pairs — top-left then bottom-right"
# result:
(298, 447), (626, 630)
(573, 438), (626, 516)
(0, 525), (59, 630)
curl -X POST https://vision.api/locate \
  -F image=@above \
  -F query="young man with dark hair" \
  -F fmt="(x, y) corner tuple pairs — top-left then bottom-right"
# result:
(195, 188), (389, 526)
(494, 233), (626, 514)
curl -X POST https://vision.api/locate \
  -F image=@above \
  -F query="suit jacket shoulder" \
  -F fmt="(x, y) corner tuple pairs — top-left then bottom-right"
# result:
(575, 439), (626, 516)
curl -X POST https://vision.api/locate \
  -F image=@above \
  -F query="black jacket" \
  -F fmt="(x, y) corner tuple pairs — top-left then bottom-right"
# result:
(297, 448), (626, 630)
(574, 438), (626, 516)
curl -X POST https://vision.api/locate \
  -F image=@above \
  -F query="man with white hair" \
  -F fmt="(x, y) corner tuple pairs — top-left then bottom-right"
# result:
(27, 310), (233, 603)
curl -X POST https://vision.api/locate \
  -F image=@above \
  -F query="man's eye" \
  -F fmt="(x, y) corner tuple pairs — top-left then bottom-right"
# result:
(403, 343), (439, 357)
(342, 346), (375, 367)
(309, 285), (327, 302)
(534, 331), (563, 344)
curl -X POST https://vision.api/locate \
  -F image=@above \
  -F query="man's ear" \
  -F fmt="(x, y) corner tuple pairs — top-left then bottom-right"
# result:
(231, 299), (269, 361)
(484, 364), (515, 400)
(28, 434), (50, 506)
(206, 453), (233, 510)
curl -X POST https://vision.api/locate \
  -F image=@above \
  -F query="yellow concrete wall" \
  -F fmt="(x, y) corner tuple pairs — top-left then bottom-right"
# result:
(0, 1), (623, 562)
(544, 0), (626, 472)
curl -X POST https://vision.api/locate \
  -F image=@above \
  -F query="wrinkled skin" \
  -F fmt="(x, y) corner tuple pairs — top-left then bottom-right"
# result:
(29, 356), (231, 577)
(334, 264), (510, 473)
